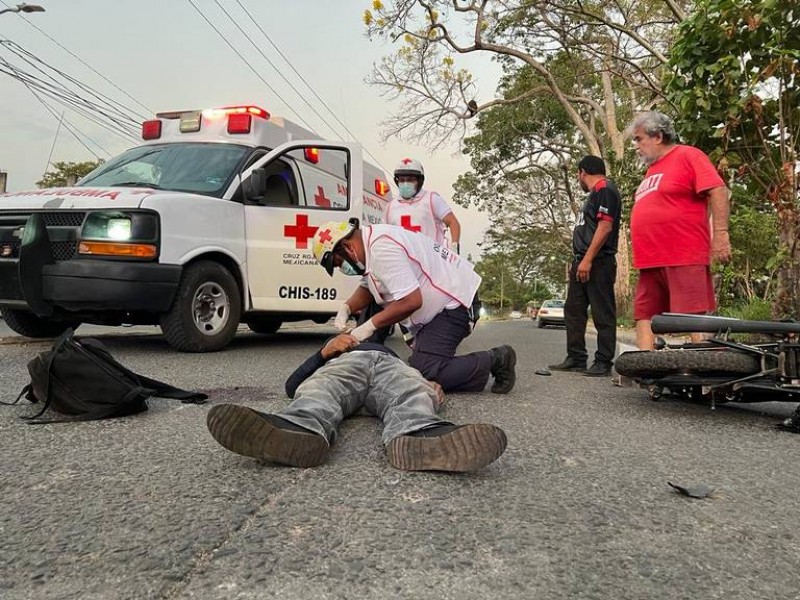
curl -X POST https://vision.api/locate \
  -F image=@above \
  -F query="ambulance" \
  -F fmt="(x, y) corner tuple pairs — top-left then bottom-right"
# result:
(0, 105), (391, 351)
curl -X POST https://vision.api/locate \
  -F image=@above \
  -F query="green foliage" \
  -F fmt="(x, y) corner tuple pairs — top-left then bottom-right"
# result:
(666, 0), (799, 317)
(714, 191), (778, 309)
(37, 160), (104, 188)
(719, 298), (773, 322)
(667, 0), (799, 185)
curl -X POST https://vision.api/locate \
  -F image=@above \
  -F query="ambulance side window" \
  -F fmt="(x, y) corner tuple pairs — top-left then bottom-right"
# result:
(246, 158), (301, 207)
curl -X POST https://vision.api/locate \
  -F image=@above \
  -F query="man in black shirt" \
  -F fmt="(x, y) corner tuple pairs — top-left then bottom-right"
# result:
(550, 155), (622, 377)
(207, 334), (507, 472)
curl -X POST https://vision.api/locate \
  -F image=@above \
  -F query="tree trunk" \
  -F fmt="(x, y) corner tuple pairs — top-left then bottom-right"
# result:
(615, 222), (632, 321)
(774, 209), (800, 319)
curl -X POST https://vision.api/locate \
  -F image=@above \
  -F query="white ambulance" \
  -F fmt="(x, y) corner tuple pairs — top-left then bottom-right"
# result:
(0, 105), (391, 351)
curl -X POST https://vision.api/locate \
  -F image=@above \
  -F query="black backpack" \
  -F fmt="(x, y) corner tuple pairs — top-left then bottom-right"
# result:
(3, 329), (207, 423)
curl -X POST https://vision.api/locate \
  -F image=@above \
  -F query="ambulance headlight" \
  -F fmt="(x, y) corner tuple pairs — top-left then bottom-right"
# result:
(106, 218), (132, 240)
(81, 211), (159, 242)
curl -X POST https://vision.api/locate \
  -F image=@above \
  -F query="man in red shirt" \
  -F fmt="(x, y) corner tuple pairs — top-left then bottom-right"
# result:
(630, 111), (732, 349)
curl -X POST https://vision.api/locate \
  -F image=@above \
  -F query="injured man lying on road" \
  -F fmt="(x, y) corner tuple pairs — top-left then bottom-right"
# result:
(206, 334), (507, 472)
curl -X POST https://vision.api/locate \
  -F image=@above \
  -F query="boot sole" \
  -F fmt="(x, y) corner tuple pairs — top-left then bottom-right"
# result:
(207, 404), (329, 468)
(387, 424), (508, 472)
(491, 346), (517, 394)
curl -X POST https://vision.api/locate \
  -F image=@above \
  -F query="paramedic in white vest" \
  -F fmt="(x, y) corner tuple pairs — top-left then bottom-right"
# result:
(312, 220), (516, 394)
(387, 158), (462, 253)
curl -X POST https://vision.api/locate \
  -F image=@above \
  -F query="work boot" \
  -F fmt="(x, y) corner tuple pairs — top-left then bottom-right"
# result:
(386, 423), (507, 472)
(207, 404), (329, 468)
(584, 362), (613, 377)
(489, 345), (517, 394)
(548, 356), (587, 372)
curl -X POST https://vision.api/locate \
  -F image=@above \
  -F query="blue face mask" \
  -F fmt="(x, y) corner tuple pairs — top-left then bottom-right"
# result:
(398, 182), (417, 199)
(339, 261), (361, 277)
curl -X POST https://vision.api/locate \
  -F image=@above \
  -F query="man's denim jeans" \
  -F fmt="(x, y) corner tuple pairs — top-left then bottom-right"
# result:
(279, 351), (449, 444)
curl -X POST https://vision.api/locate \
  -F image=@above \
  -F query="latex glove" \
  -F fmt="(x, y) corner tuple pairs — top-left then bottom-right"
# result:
(334, 303), (351, 331)
(350, 318), (377, 342)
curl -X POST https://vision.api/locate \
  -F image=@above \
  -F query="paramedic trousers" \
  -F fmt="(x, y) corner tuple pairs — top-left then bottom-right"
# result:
(277, 351), (447, 444)
(408, 305), (493, 393)
(565, 255), (617, 365)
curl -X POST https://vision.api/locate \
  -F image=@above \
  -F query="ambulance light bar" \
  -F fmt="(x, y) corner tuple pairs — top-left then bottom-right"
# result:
(202, 105), (270, 120)
(375, 179), (390, 196)
(143, 105), (270, 139)
(304, 148), (320, 164)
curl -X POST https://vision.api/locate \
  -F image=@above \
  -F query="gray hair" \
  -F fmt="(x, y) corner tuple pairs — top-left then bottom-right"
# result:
(631, 111), (677, 144)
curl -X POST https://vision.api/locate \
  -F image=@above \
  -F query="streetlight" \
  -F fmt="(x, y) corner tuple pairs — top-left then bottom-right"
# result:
(0, 3), (46, 16)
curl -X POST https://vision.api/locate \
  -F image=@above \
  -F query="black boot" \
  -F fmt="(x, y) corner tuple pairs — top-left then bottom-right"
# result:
(489, 345), (517, 394)
(207, 404), (329, 467)
(584, 361), (613, 377)
(548, 356), (587, 372)
(387, 423), (507, 471)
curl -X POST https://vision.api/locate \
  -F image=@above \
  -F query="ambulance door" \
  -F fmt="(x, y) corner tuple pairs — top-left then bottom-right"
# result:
(239, 141), (363, 312)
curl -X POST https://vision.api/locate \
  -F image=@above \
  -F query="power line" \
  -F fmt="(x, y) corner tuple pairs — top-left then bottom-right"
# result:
(233, 0), (390, 173)
(3, 57), (108, 159)
(0, 59), (140, 142)
(212, 0), (344, 140)
(0, 40), (141, 139)
(43, 110), (65, 176)
(0, 0), (152, 117)
(185, 0), (315, 131)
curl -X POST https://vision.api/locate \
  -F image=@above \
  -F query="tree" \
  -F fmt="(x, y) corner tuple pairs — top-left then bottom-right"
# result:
(666, 0), (799, 317)
(364, 0), (687, 163)
(37, 160), (103, 188)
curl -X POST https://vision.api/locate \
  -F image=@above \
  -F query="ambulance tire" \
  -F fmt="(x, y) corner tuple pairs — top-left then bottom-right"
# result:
(247, 318), (282, 335)
(1, 308), (80, 338)
(160, 261), (242, 353)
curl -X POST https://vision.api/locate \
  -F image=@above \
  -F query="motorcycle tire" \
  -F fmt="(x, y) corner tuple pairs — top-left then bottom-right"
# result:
(615, 349), (760, 378)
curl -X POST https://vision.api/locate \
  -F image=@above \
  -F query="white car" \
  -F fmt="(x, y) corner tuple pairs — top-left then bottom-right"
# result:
(535, 299), (566, 328)
(509, 310), (523, 319)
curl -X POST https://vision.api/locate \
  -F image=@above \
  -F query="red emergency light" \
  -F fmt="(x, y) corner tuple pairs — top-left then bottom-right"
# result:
(141, 120), (162, 140)
(208, 105), (270, 119)
(227, 113), (252, 134)
(304, 148), (320, 164)
(375, 179), (390, 196)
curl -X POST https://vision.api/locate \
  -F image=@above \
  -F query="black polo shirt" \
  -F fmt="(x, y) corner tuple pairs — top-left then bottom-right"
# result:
(572, 178), (621, 258)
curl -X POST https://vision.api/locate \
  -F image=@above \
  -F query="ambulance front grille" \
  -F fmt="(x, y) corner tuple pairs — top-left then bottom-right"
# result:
(0, 211), (85, 261)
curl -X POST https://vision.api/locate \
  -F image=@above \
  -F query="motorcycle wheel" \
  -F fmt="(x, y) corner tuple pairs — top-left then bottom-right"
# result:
(615, 349), (760, 378)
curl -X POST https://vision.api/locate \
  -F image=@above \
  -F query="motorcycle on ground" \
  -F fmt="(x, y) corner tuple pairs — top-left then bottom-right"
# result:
(615, 313), (800, 432)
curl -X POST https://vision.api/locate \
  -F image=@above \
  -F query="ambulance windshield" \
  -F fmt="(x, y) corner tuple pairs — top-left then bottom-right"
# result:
(79, 143), (249, 197)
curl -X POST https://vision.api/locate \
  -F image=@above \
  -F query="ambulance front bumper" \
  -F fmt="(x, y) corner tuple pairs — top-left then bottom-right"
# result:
(0, 258), (181, 312)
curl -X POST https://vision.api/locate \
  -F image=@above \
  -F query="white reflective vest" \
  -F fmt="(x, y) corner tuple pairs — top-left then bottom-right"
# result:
(385, 190), (448, 245)
(361, 224), (480, 333)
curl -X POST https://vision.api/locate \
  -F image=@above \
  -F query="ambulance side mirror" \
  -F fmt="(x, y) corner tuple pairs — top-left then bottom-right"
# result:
(244, 168), (268, 200)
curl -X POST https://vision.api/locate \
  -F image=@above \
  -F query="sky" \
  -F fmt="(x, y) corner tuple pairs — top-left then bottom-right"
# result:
(0, 0), (501, 259)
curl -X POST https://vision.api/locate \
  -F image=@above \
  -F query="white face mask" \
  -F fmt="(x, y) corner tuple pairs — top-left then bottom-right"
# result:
(398, 182), (417, 199)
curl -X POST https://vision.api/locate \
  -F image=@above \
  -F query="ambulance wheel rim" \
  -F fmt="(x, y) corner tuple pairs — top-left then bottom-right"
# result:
(192, 281), (230, 336)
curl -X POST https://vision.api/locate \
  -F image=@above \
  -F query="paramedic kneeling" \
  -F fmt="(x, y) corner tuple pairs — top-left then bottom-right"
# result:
(312, 220), (516, 394)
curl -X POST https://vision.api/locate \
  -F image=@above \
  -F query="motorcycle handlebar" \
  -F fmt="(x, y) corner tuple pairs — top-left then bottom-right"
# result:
(651, 313), (800, 335)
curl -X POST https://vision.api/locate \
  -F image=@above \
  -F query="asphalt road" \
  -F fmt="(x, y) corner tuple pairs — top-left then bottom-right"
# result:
(1, 320), (799, 600)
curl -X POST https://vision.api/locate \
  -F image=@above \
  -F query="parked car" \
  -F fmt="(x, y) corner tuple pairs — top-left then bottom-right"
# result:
(509, 310), (523, 319)
(535, 299), (566, 328)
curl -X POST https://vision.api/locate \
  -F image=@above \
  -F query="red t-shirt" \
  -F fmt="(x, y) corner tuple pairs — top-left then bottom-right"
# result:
(630, 145), (725, 269)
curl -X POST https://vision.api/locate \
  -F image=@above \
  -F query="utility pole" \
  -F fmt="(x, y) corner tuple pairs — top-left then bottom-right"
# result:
(0, 171), (7, 193)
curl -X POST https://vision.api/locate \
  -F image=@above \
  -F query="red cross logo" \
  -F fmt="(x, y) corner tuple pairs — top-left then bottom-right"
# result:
(400, 215), (421, 233)
(318, 228), (333, 244)
(284, 214), (318, 249)
(401, 158), (413, 165)
(313, 185), (331, 208)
